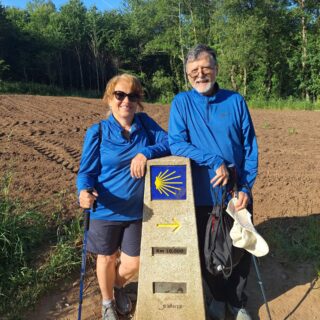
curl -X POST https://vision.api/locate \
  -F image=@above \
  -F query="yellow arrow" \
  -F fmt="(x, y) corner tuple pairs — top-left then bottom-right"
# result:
(156, 218), (181, 232)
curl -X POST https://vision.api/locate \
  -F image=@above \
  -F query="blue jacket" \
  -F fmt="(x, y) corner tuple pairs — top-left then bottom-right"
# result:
(77, 112), (170, 221)
(168, 87), (258, 206)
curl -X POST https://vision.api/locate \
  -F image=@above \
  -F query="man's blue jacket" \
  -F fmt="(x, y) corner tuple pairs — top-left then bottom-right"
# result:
(168, 86), (258, 206)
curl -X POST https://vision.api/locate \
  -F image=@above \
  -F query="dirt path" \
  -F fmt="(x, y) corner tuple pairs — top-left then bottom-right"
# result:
(0, 95), (319, 319)
(25, 257), (320, 320)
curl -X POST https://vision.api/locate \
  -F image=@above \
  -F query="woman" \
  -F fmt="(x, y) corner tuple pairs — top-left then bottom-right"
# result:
(77, 74), (170, 320)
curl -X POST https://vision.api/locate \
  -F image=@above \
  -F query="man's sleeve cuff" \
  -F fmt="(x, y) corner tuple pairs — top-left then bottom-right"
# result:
(212, 158), (225, 171)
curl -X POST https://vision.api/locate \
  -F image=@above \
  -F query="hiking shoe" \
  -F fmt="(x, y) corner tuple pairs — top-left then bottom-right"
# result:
(114, 287), (132, 315)
(208, 298), (226, 320)
(228, 305), (252, 320)
(102, 301), (119, 320)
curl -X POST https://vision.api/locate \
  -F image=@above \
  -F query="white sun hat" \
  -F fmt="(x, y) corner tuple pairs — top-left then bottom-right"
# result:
(226, 198), (269, 257)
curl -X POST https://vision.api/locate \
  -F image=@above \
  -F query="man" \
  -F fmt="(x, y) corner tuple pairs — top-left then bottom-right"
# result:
(168, 44), (258, 320)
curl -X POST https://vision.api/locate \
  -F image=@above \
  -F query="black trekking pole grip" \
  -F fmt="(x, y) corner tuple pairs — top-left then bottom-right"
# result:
(83, 187), (96, 231)
(83, 209), (90, 231)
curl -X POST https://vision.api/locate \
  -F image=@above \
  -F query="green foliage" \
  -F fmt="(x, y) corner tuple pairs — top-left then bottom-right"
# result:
(262, 121), (271, 129)
(0, 59), (10, 79)
(0, 173), (83, 319)
(288, 127), (297, 135)
(248, 97), (320, 110)
(263, 215), (320, 273)
(0, 80), (100, 97)
(0, 173), (45, 317)
(1, 0), (320, 103)
(151, 70), (175, 103)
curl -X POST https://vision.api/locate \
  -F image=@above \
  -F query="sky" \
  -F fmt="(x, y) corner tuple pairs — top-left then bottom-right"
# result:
(1, 0), (124, 11)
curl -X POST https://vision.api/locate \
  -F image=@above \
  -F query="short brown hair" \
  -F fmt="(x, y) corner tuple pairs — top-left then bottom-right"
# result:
(102, 74), (144, 111)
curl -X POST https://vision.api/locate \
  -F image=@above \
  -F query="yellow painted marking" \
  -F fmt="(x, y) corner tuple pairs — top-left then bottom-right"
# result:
(155, 170), (183, 197)
(156, 218), (181, 232)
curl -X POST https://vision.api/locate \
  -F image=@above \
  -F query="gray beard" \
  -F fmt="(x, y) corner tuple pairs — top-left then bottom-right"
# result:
(194, 81), (215, 96)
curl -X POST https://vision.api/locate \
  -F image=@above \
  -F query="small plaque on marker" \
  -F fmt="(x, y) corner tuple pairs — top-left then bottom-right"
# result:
(152, 247), (187, 255)
(153, 282), (187, 294)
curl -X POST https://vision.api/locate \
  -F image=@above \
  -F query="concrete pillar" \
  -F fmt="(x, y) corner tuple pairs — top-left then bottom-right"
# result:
(135, 156), (205, 320)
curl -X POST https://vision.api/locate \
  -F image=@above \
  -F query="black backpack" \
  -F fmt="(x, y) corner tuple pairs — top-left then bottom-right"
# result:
(204, 186), (245, 278)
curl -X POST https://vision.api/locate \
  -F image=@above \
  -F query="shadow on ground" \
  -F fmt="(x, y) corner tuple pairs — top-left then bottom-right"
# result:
(246, 213), (320, 320)
(25, 214), (320, 320)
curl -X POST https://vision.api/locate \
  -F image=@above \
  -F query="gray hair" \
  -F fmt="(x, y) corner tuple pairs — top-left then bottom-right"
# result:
(184, 44), (217, 72)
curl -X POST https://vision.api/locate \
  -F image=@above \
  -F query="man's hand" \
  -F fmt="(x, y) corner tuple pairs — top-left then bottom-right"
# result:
(210, 163), (229, 187)
(130, 153), (147, 178)
(233, 191), (249, 211)
(79, 189), (98, 209)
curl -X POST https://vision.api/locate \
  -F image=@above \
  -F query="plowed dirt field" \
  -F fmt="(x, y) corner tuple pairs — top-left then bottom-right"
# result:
(0, 94), (319, 320)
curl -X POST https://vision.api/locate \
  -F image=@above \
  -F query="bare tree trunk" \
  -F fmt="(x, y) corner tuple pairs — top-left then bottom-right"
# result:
(189, 6), (198, 44)
(243, 67), (247, 97)
(230, 65), (238, 91)
(75, 46), (84, 90)
(89, 33), (100, 93)
(299, 0), (309, 101)
(23, 67), (28, 82)
(68, 53), (72, 89)
(101, 57), (107, 90)
(178, 2), (188, 90)
(47, 62), (52, 86)
(266, 75), (272, 98)
(59, 52), (63, 88)
(95, 59), (100, 93)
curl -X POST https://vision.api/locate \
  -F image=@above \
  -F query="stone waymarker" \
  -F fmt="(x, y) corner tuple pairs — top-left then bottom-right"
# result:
(135, 156), (205, 320)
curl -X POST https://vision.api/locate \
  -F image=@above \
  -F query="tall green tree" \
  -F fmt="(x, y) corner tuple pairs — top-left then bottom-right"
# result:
(59, 0), (87, 90)
(0, 0), (319, 101)
(86, 6), (103, 92)
(24, 0), (61, 85)
(4, 6), (40, 82)
(0, 4), (12, 79)
(289, 0), (320, 100)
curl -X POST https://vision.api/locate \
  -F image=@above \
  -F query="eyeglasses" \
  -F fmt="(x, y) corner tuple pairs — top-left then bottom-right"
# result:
(187, 66), (215, 78)
(113, 91), (140, 102)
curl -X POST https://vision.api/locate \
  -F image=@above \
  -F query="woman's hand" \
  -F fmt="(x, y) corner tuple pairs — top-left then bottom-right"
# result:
(79, 189), (98, 209)
(130, 153), (147, 178)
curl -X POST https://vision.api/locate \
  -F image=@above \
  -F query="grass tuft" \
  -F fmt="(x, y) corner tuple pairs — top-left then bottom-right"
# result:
(0, 174), (83, 319)
(248, 97), (320, 110)
(0, 81), (100, 98)
(262, 215), (320, 274)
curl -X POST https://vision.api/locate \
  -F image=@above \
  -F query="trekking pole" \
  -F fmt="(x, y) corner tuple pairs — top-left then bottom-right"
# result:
(252, 256), (272, 320)
(78, 189), (94, 320)
(227, 165), (271, 318)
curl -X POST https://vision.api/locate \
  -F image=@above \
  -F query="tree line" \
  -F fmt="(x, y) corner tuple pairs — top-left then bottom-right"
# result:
(0, 0), (319, 102)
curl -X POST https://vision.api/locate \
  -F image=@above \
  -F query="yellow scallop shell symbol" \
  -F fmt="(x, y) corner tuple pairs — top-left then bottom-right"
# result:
(154, 169), (183, 196)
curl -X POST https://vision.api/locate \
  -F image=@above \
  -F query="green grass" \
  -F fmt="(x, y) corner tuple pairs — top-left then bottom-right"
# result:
(0, 80), (101, 98)
(0, 173), (83, 319)
(288, 127), (297, 135)
(261, 215), (320, 275)
(2, 80), (320, 110)
(248, 97), (320, 110)
(262, 121), (271, 129)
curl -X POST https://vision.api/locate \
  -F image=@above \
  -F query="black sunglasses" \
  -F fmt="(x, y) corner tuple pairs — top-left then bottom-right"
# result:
(113, 91), (140, 102)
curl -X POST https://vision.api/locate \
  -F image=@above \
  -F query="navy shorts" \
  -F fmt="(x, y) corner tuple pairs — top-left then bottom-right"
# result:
(86, 219), (142, 257)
